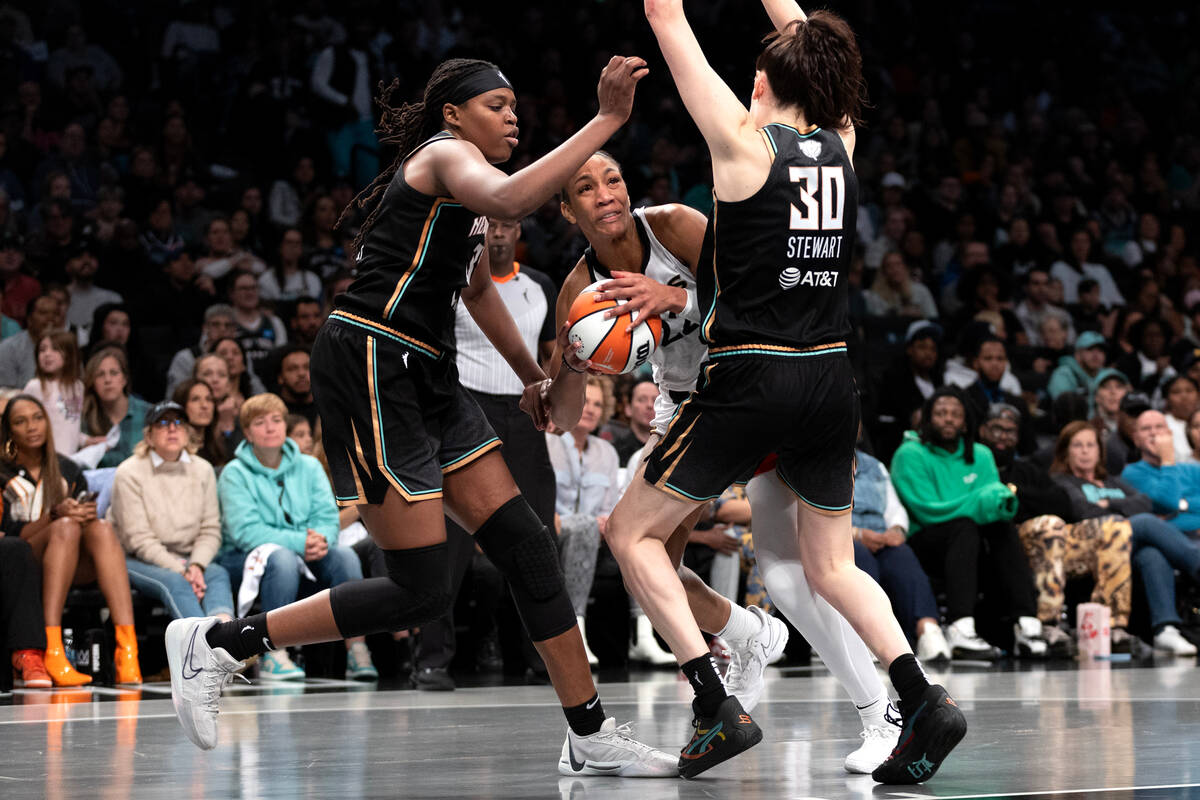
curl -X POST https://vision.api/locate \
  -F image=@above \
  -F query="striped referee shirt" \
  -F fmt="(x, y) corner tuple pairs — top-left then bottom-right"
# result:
(453, 262), (557, 395)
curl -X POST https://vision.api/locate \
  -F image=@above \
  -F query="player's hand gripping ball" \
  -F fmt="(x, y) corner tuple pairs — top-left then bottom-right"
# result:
(566, 281), (663, 375)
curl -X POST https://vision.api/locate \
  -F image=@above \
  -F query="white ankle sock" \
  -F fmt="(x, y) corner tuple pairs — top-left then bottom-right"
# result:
(854, 690), (889, 728)
(717, 603), (762, 643)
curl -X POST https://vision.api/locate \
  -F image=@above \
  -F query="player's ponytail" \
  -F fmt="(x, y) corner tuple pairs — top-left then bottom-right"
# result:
(338, 58), (505, 252)
(755, 11), (867, 131)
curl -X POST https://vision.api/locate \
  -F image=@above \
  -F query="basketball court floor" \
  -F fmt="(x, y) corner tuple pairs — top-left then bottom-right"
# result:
(2, 659), (1199, 799)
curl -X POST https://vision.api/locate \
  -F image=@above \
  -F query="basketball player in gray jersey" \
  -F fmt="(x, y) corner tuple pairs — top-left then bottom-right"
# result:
(549, 151), (902, 773)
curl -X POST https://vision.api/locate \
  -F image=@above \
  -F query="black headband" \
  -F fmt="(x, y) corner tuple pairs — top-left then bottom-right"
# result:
(446, 68), (515, 106)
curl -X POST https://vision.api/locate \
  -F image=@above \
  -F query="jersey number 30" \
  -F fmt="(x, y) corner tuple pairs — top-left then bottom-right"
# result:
(788, 166), (845, 231)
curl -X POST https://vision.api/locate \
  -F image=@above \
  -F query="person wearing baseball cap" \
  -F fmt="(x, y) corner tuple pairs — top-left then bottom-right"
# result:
(110, 398), (236, 637)
(871, 320), (946, 463)
(1104, 391), (1153, 475)
(1090, 368), (1130, 435)
(1048, 330), (1108, 413)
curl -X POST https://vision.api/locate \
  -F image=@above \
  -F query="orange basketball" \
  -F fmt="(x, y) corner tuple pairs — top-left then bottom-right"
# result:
(566, 281), (663, 375)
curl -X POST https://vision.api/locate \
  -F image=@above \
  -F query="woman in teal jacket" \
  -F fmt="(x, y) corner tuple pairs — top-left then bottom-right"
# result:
(215, 393), (376, 681)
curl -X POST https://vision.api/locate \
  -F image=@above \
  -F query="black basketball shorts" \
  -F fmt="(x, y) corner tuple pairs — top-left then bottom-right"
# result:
(642, 346), (859, 514)
(312, 313), (500, 505)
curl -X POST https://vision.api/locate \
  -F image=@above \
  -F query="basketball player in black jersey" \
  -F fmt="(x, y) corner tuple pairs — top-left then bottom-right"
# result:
(601, 0), (968, 782)
(164, 56), (680, 778)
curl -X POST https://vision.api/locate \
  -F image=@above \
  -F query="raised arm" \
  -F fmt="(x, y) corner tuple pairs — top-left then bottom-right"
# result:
(760, 0), (807, 31)
(643, 0), (755, 158)
(434, 56), (647, 219)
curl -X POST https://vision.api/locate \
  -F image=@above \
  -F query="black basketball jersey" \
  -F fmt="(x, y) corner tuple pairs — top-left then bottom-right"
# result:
(335, 131), (487, 360)
(697, 124), (857, 355)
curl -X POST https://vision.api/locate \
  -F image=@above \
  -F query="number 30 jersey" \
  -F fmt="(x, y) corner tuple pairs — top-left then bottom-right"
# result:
(336, 131), (486, 360)
(697, 124), (858, 355)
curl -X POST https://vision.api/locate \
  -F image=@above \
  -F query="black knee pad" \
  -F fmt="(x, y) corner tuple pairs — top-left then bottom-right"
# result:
(328, 542), (452, 638)
(475, 496), (575, 641)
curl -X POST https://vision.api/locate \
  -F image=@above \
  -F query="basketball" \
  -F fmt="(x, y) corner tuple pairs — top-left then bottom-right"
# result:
(566, 281), (663, 375)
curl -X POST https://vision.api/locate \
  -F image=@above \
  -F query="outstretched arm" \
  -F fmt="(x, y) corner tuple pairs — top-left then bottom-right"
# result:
(761, 0), (807, 31)
(434, 56), (647, 219)
(643, 0), (752, 157)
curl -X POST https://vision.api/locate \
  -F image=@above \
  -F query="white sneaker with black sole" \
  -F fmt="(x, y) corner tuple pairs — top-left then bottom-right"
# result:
(558, 718), (678, 777)
(1014, 616), (1049, 658)
(165, 617), (249, 750)
(945, 616), (997, 659)
(916, 624), (952, 662)
(844, 703), (903, 774)
(723, 606), (789, 712)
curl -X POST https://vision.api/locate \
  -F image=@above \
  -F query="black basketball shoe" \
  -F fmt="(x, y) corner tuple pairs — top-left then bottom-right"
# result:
(678, 695), (762, 779)
(871, 684), (967, 784)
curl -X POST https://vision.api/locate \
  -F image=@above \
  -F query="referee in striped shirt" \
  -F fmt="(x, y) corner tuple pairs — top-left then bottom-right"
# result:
(410, 216), (559, 690)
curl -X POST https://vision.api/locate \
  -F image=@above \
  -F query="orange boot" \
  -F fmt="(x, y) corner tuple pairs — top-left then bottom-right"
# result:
(43, 627), (92, 686)
(114, 625), (142, 685)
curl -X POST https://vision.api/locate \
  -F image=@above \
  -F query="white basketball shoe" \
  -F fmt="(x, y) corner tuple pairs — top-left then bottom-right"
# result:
(166, 617), (248, 750)
(558, 718), (679, 777)
(723, 606), (789, 712)
(844, 702), (903, 773)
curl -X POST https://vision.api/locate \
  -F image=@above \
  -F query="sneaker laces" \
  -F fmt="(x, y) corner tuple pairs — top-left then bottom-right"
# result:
(201, 662), (249, 715)
(595, 721), (657, 757)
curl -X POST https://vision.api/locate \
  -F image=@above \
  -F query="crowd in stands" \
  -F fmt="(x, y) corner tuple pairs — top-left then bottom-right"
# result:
(1, 0), (1199, 690)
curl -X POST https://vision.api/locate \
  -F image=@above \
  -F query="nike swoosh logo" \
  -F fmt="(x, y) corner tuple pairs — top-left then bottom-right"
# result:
(586, 697), (599, 710)
(567, 738), (586, 772)
(182, 627), (203, 680)
(241, 625), (254, 634)
(262, 637), (273, 651)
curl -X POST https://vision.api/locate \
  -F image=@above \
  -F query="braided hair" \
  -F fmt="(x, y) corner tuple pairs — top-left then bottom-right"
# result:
(336, 58), (504, 253)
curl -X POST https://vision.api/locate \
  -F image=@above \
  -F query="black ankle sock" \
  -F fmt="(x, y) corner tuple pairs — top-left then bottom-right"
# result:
(564, 693), (606, 736)
(205, 613), (274, 661)
(681, 654), (726, 717)
(888, 653), (931, 711)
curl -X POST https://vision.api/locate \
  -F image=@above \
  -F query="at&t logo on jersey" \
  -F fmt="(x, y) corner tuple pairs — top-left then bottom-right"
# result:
(779, 268), (839, 290)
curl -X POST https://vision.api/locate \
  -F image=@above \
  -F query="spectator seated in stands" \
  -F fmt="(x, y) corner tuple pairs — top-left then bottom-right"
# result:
(214, 393), (375, 681)
(0, 294), (62, 389)
(980, 408), (1130, 654)
(1048, 330), (1109, 413)
(872, 320), (945, 464)
(0, 394), (141, 685)
(64, 244), (122, 345)
(1115, 318), (1176, 396)
(545, 375), (620, 667)
(274, 345), (317, 428)
(228, 270), (287, 378)
(258, 228), (321, 303)
(285, 414), (313, 455)
(863, 251), (938, 320)
(1124, 410), (1200, 537)
(173, 377), (229, 469)
(211, 335), (266, 398)
(88, 303), (132, 357)
(1051, 421), (1199, 655)
(2, 534), (53, 688)
(850, 444), (950, 661)
(1187, 408), (1200, 466)
(963, 335), (1035, 455)
(890, 387), (1048, 658)
(194, 353), (243, 454)
(24, 330), (84, 455)
(1090, 368), (1130, 437)
(1015, 268), (1076, 348)
(1, 232), (42, 330)
(1051, 228), (1126, 307)
(609, 377), (656, 466)
(110, 401), (233, 621)
(1161, 375), (1199, 463)
(285, 296), (324, 350)
(166, 303), (237, 399)
(195, 216), (265, 283)
(81, 346), (150, 469)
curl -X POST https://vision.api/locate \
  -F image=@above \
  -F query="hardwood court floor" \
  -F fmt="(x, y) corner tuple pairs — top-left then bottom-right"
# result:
(2, 659), (1199, 799)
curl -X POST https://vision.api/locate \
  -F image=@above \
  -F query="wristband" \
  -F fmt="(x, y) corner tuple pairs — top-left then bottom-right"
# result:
(679, 287), (697, 320)
(561, 354), (586, 374)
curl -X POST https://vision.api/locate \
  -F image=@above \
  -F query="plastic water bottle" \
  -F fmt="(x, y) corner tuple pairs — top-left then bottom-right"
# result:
(62, 627), (76, 667)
